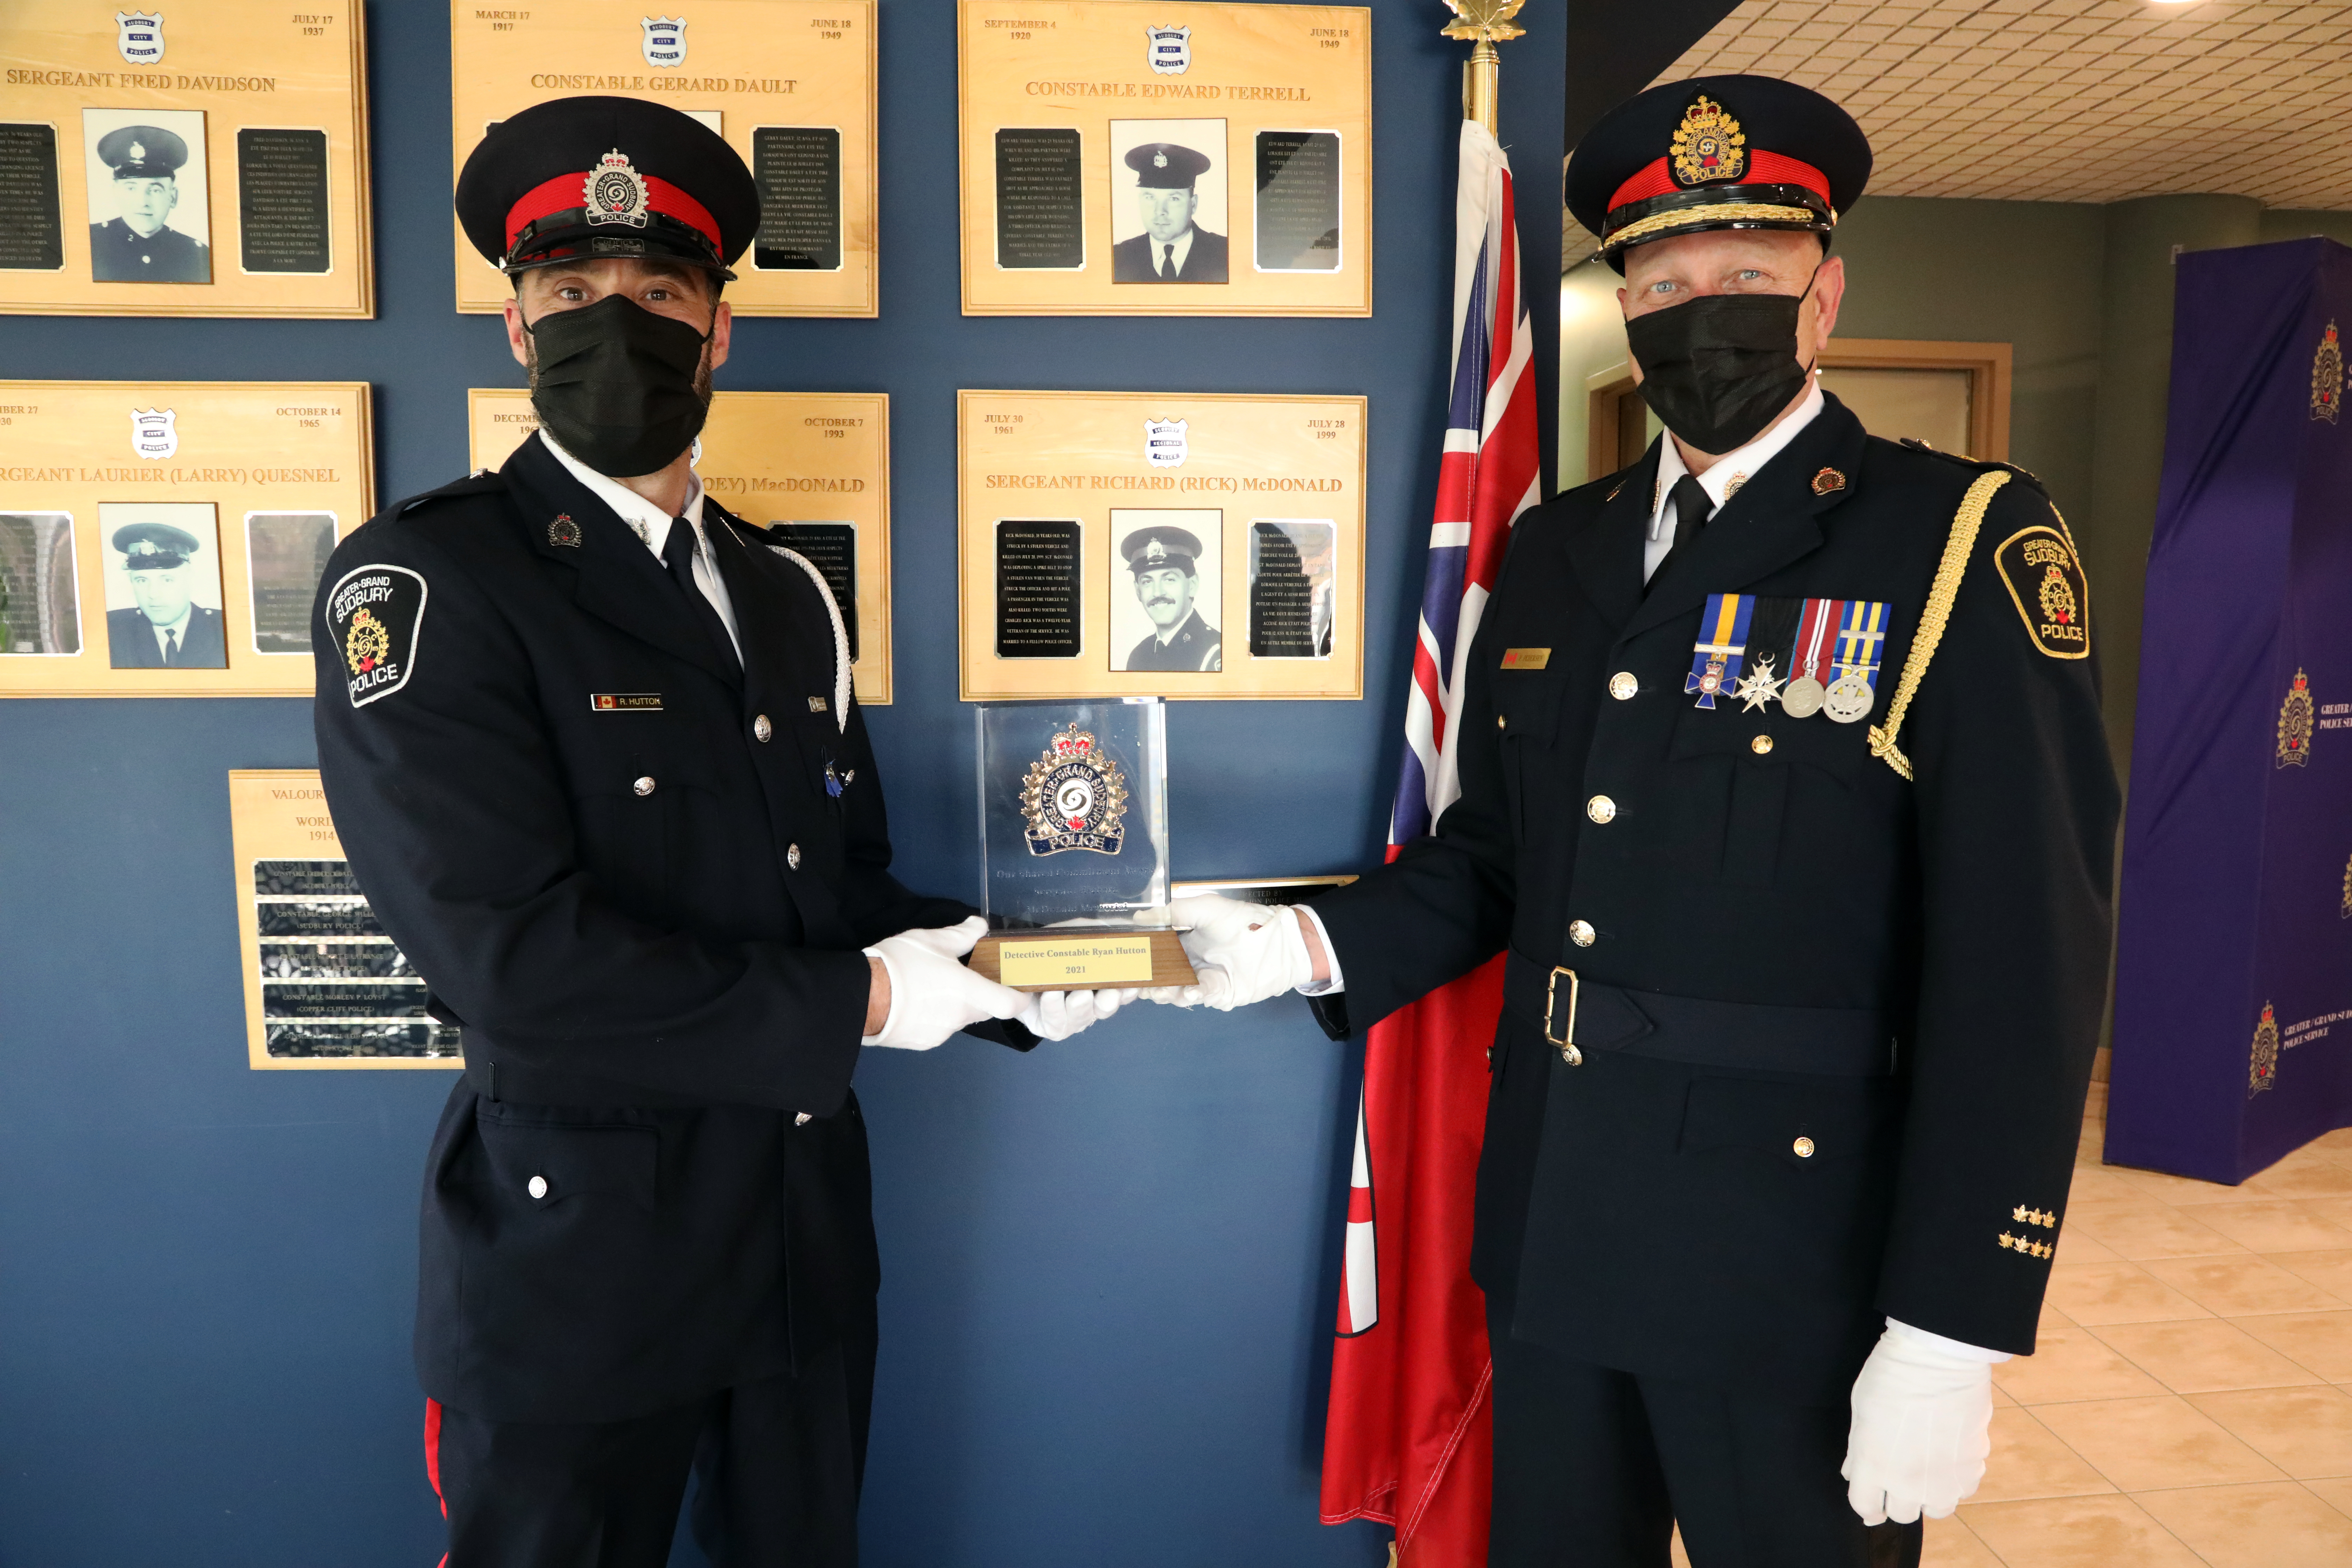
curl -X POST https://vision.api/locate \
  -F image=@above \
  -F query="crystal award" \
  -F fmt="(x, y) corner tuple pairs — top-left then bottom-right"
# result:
(969, 698), (1195, 991)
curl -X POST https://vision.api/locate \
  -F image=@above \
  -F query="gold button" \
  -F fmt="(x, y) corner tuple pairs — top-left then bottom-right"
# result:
(632, 776), (657, 797)
(1496, 714), (1507, 730)
(1562, 1044), (1584, 1066)
(1586, 794), (1616, 824)
(1793, 1136), (1816, 1158)
(1568, 919), (1595, 947)
(753, 714), (773, 742)
(1609, 672), (1638, 701)
(787, 842), (803, 870)
(795, 1112), (813, 1126)
(1751, 734), (1774, 755)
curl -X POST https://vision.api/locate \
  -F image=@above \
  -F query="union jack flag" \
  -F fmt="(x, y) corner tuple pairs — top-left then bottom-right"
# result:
(1320, 119), (1540, 1567)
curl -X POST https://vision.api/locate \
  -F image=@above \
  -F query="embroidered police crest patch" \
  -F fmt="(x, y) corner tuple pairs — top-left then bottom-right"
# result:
(326, 564), (427, 707)
(1993, 525), (2089, 660)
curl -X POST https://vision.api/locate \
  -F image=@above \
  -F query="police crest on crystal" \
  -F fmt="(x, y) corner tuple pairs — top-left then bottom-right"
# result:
(586, 150), (651, 228)
(1670, 95), (1746, 187)
(1022, 724), (1128, 858)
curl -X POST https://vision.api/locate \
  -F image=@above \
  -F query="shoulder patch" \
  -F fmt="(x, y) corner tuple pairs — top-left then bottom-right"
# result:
(326, 565), (428, 706)
(1993, 525), (2090, 660)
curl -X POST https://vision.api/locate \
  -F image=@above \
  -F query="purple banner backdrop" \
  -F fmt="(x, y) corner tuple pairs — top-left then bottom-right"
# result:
(2109, 238), (2352, 1184)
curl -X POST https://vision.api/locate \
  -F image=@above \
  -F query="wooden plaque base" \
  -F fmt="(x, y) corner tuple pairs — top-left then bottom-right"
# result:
(968, 929), (1196, 993)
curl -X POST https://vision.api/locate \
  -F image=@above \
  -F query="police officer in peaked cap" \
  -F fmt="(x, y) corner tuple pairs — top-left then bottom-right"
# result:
(1112, 141), (1230, 282)
(312, 95), (1127, 1567)
(106, 521), (226, 668)
(89, 125), (211, 284)
(1121, 524), (1223, 672)
(1152, 75), (2117, 1566)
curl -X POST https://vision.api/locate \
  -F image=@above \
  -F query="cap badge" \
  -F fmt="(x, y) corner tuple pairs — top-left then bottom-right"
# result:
(114, 11), (166, 65)
(1153, 150), (1169, 168)
(127, 141), (147, 162)
(548, 514), (582, 547)
(2312, 320), (2343, 424)
(1145, 24), (1191, 75)
(1811, 467), (1846, 495)
(586, 149), (650, 229)
(1670, 94), (1746, 187)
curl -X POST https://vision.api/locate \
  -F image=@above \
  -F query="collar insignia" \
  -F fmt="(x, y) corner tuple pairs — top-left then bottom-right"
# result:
(548, 514), (582, 547)
(1812, 467), (1847, 495)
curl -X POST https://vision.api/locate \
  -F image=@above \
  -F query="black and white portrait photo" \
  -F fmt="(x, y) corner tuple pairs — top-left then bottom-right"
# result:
(0, 513), (83, 656)
(101, 503), (227, 669)
(1110, 510), (1222, 673)
(83, 108), (212, 284)
(245, 512), (338, 654)
(1107, 119), (1228, 284)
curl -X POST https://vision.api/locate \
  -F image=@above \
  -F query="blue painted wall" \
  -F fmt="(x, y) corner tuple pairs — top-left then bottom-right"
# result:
(0, 2), (1562, 1562)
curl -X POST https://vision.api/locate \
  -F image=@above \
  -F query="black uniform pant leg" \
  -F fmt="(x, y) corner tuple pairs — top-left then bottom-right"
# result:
(1639, 1376), (1924, 1568)
(433, 1396), (707, 1568)
(687, 1320), (877, 1568)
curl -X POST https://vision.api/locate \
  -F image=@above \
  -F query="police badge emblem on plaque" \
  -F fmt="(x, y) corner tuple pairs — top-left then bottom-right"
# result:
(1022, 723), (1128, 857)
(130, 408), (177, 461)
(115, 10), (165, 65)
(1144, 418), (1189, 469)
(1145, 24), (1192, 74)
(640, 16), (688, 68)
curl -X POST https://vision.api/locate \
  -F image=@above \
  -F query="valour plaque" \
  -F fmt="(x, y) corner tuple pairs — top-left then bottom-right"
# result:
(967, 699), (1195, 990)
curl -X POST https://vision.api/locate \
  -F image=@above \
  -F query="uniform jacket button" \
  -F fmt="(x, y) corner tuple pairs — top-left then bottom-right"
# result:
(753, 714), (773, 742)
(633, 776), (657, 797)
(527, 1175), (549, 1199)
(1609, 672), (1638, 700)
(1568, 919), (1595, 947)
(787, 843), (802, 870)
(1496, 714), (1507, 730)
(1751, 734), (1775, 755)
(1793, 1136), (1816, 1158)
(795, 1112), (813, 1126)
(1586, 794), (1616, 824)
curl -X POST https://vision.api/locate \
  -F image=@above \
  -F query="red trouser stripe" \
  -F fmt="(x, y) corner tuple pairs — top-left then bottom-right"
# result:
(425, 1398), (449, 1567)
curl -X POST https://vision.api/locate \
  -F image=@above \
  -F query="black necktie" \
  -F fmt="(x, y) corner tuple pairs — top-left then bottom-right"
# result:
(1161, 242), (1175, 277)
(660, 519), (739, 668)
(1650, 475), (1715, 590)
(164, 630), (180, 665)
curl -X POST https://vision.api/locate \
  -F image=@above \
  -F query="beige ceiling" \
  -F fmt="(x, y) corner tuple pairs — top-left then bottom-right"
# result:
(1566, 0), (2352, 258)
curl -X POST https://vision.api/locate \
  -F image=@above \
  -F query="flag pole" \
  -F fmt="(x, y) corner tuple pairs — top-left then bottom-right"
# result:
(1442, 0), (1527, 133)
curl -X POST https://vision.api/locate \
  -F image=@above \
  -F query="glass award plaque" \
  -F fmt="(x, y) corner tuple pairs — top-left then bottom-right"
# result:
(969, 698), (1196, 992)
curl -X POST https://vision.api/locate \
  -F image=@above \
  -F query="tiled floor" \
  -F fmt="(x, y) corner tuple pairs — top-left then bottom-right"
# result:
(1671, 1084), (2352, 1566)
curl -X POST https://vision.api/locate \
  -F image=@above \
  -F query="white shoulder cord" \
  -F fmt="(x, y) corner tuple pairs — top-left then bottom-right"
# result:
(766, 545), (852, 731)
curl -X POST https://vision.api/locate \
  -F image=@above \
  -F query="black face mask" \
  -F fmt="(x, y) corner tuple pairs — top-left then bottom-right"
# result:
(525, 292), (713, 478)
(1625, 278), (1816, 455)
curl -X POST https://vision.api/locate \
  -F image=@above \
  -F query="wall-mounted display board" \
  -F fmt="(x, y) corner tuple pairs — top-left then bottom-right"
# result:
(469, 388), (895, 703)
(0, 4), (372, 317)
(958, 1), (1370, 317)
(958, 389), (1364, 700)
(449, 0), (876, 317)
(229, 769), (462, 1071)
(0, 381), (372, 696)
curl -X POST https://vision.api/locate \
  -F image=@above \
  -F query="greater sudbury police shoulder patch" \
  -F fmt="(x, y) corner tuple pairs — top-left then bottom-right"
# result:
(327, 564), (427, 707)
(1993, 524), (2089, 660)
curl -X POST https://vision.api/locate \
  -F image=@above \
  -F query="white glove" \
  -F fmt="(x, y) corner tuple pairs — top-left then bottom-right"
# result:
(862, 916), (1025, 1050)
(1843, 1321), (2002, 1525)
(1015, 986), (1141, 1042)
(1144, 894), (1314, 1010)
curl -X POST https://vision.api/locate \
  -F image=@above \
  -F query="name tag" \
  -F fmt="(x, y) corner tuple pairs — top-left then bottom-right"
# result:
(1499, 648), (1551, 670)
(997, 936), (1157, 987)
(590, 693), (663, 712)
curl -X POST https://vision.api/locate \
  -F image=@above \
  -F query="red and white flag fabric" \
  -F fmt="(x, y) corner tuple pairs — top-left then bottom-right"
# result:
(1319, 119), (1540, 1567)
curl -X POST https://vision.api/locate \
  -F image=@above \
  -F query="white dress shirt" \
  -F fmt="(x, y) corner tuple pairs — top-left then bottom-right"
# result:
(539, 429), (743, 663)
(1643, 378), (1825, 584)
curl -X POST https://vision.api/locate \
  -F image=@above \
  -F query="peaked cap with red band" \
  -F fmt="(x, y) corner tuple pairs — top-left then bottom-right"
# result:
(1567, 75), (1871, 271)
(456, 96), (759, 279)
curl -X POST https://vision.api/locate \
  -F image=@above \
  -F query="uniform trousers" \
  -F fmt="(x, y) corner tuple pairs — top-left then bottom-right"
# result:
(1488, 1294), (1923, 1568)
(428, 1329), (874, 1568)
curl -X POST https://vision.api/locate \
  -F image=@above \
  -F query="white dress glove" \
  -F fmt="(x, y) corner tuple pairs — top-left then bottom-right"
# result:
(1843, 1320), (2003, 1525)
(1014, 986), (1140, 1042)
(862, 916), (1025, 1050)
(1144, 894), (1314, 1010)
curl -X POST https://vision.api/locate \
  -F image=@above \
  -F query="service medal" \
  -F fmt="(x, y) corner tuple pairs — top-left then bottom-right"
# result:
(1685, 593), (1757, 710)
(1820, 600), (1892, 725)
(1822, 673), (1875, 723)
(1783, 597), (1843, 719)
(1781, 677), (1826, 719)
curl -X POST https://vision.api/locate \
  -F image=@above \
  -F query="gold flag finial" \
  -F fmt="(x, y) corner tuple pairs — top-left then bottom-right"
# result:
(1441, 0), (1525, 132)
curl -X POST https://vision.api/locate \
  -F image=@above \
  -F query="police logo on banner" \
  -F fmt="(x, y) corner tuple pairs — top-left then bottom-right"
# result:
(2315, 321), (2344, 424)
(1144, 418), (1188, 468)
(640, 16), (687, 67)
(1145, 24), (1191, 74)
(1994, 525), (2090, 660)
(2278, 668), (2316, 767)
(115, 10), (164, 64)
(1022, 724), (1128, 857)
(2249, 1002), (2280, 1096)
(131, 408), (177, 460)
(328, 565), (428, 708)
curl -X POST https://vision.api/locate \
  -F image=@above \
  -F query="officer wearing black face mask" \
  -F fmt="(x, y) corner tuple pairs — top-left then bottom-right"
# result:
(1157, 75), (2117, 1568)
(310, 96), (1124, 1568)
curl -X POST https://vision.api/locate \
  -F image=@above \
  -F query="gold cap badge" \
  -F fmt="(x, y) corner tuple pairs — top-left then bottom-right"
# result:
(1671, 95), (1746, 187)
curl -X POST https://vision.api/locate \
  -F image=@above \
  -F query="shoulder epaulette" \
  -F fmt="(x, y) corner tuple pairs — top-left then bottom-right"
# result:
(707, 503), (767, 540)
(393, 470), (506, 517)
(1896, 437), (2046, 497)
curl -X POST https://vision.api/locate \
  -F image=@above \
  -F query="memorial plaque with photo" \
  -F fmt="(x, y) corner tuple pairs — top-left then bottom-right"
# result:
(994, 128), (1085, 270)
(0, 380), (371, 697)
(1254, 131), (1341, 272)
(995, 519), (1083, 659)
(469, 387), (895, 700)
(450, 0), (876, 317)
(959, 390), (1365, 700)
(960, 1), (1370, 315)
(752, 127), (842, 272)
(236, 128), (331, 274)
(0, 125), (65, 273)
(230, 769), (463, 1070)
(0, 4), (372, 316)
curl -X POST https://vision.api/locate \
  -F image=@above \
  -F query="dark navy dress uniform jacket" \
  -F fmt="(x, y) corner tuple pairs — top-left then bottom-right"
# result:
(313, 435), (1024, 1425)
(1308, 396), (2120, 1404)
